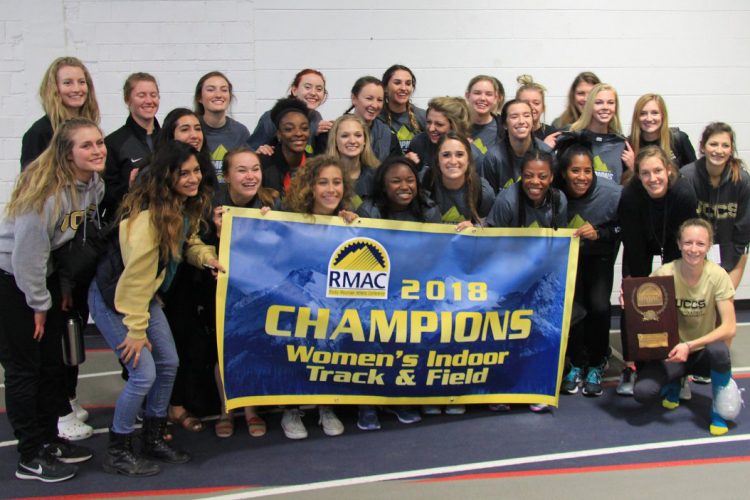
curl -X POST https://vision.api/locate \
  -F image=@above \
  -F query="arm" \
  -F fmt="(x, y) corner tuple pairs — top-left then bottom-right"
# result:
(246, 112), (276, 151)
(667, 298), (736, 362)
(114, 214), (162, 340)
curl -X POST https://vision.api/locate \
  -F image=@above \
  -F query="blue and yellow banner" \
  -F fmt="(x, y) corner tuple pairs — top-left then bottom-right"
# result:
(217, 208), (579, 410)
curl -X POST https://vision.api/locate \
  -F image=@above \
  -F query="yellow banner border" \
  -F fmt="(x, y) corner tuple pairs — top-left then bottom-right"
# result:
(216, 208), (580, 411)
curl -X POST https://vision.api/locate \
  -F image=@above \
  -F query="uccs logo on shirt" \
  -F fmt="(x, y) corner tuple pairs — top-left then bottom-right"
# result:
(326, 237), (390, 299)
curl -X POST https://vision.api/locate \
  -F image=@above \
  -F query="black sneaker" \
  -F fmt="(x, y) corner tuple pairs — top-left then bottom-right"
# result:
(46, 441), (94, 464)
(582, 365), (604, 397)
(16, 450), (77, 482)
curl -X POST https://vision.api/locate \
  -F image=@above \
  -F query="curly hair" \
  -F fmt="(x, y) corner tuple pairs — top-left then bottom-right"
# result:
(285, 155), (353, 215)
(427, 96), (472, 138)
(119, 141), (213, 262)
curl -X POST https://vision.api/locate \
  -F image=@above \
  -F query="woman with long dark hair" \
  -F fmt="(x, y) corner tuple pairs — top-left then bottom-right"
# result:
(89, 141), (221, 476)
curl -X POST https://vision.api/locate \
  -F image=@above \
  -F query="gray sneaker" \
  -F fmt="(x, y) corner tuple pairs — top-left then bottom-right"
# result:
(616, 367), (636, 396)
(318, 406), (344, 436)
(679, 377), (692, 400)
(281, 409), (308, 440)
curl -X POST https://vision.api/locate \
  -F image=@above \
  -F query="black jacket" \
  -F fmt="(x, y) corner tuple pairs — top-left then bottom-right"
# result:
(619, 176), (698, 277)
(102, 115), (160, 218)
(20, 115), (54, 169)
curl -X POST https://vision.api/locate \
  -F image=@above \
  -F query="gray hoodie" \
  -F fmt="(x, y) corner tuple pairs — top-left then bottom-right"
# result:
(0, 174), (104, 311)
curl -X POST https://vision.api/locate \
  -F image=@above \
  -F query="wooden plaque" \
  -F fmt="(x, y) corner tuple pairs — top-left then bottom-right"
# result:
(621, 276), (679, 361)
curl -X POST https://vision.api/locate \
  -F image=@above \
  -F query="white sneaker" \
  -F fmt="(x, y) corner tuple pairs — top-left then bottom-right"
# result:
(679, 377), (692, 401)
(714, 378), (745, 421)
(69, 398), (88, 422)
(422, 405), (442, 415)
(318, 406), (344, 436)
(281, 409), (308, 440)
(57, 412), (93, 441)
(444, 404), (466, 415)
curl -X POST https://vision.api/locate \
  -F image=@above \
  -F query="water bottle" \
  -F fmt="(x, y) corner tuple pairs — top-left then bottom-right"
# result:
(62, 314), (85, 366)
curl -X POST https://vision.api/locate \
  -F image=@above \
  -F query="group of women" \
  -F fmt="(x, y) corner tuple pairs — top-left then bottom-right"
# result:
(0, 57), (745, 483)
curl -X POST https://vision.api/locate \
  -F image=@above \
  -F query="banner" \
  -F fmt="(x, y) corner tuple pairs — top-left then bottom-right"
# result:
(217, 208), (579, 410)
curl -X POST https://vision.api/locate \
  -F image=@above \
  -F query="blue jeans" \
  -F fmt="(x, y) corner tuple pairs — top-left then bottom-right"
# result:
(88, 280), (179, 434)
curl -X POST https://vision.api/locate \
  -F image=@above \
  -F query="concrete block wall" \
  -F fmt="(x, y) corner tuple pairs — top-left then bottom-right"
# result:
(2, 0), (750, 299)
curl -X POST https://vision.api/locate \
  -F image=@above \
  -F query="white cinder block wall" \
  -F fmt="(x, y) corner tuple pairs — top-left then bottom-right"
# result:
(2, 0), (750, 300)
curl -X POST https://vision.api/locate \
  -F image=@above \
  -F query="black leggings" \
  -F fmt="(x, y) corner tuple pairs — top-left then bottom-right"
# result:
(633, 341), (731, 404)
(567, 253), (616, 367)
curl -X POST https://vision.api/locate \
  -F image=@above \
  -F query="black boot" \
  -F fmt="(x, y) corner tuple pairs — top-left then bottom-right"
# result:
(142, 417), (191, 464)
(103, 430), (160, 477)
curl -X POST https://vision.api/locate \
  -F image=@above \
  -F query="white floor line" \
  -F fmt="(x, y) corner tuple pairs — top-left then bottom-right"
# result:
(0, 370), (122, 390)
(203, 434), (750, 499)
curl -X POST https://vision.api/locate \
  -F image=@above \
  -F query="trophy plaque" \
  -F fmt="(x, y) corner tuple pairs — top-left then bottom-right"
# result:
(621, 276), (679, 361)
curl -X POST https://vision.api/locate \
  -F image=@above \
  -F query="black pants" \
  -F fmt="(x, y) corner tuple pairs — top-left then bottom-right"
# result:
(567, 253), (616, 367)
(163, 264), (220, 416)
(633, 341), (732, 404)
(0, 271), (68, 461)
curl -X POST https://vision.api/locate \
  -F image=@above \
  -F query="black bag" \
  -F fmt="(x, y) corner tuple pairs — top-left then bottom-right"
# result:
(53, 212), (114, 291)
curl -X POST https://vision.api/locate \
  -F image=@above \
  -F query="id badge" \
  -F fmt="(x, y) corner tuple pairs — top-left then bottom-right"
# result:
(708, 244), (721, 264)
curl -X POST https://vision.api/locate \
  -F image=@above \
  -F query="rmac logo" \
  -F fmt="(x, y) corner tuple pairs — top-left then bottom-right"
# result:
(326, 237), (390, 299)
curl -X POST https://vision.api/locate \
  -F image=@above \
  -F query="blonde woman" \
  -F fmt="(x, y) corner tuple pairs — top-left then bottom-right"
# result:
(1, 118), (105, 481)
(570, 83), (632, 184)
(624, 93), (696, 170)
(326, 114), (381, 209)
(21, 57), (100, 168)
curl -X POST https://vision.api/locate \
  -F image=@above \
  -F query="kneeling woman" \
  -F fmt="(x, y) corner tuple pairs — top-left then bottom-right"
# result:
(634, 218), (742, 435)
(89, 141), (222, 476)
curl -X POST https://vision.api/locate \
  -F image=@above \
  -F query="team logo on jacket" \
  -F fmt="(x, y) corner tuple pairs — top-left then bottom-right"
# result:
(327, 237), (390, 299)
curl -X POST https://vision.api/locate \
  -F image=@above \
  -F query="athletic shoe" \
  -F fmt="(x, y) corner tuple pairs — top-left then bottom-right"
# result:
(318, 406), (344, 436)
(661, 379), (681, 410)
(488, 403), (511, 412)
(529, 404), (551, 413)
(281, 409), (307, 440)
(692, 375), (711, 384)
(679, 377), (692, 401)
(616, 367), (636, 396)
(582, 365), (604, 397)
(16, 449), (77, 482)
(357, 406), (381, 431)
(444, 405), (466, 415)
(384, 406), (422, 424)
(45, 441), (93, 464)
(561, 366), (583, 394)
(58, 411), (93, 441)
(714, 378), (745, 421)
(69, 398), (89, 422)
(421, 405), (442, 415)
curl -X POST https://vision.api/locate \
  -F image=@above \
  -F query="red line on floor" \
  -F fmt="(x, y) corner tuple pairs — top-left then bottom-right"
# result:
(414, 455), (750, 483)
